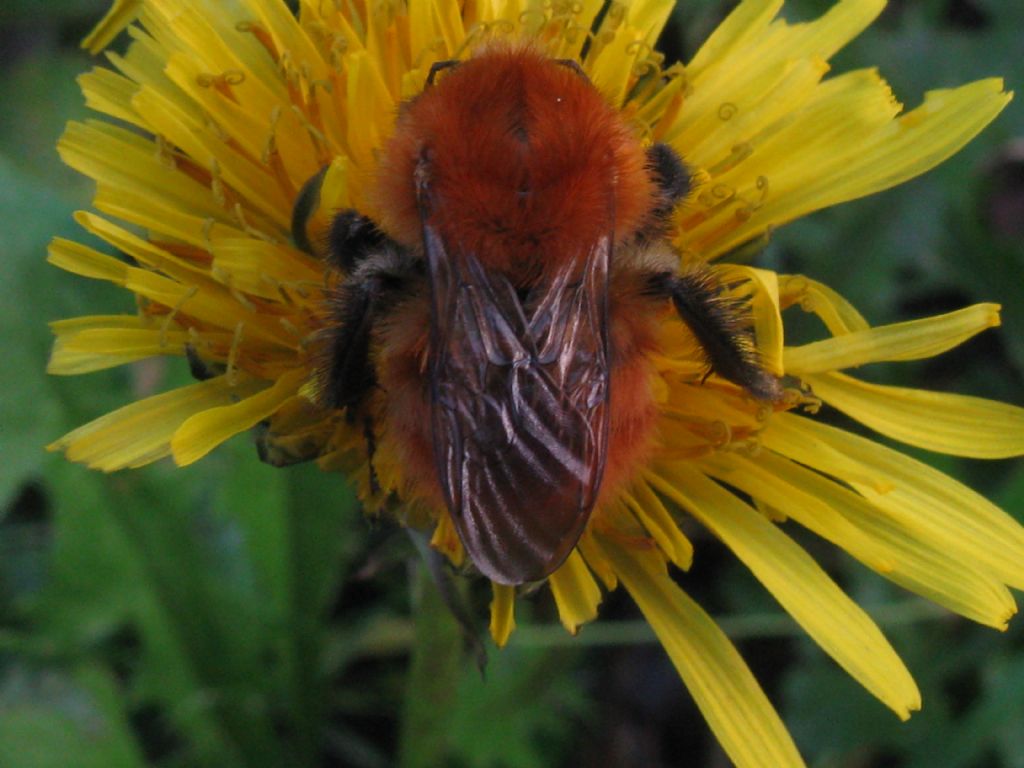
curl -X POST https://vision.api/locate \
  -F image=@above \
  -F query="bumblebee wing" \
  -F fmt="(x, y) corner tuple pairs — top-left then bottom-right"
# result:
(423, 225), (611, 586)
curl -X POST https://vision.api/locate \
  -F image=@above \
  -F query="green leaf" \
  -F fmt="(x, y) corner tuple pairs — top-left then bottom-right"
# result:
(448, 643), (587, 768)
(216, 439), (364, 763)
(0, 664), (146, 768)
(36, 458), (289, 767)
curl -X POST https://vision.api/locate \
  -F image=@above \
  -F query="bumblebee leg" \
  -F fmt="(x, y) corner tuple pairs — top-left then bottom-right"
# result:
(362, 413), (381, 495)
(648, 269), (782, 401)
(326, 209), (388, 273)
(255, 422), (321, 467)
(646, 143), (692, 220)
(292, 165), (390, 268)
(320, 248), (423, 476)
(184, 343), (225, 381)
(321, 248), (420, 487)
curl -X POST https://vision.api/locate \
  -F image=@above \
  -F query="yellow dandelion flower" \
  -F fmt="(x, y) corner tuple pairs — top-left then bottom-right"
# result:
(49, 0), (1024, 765)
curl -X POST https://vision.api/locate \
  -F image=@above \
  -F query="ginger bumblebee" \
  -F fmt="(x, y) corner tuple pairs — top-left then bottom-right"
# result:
(295, 46), (782, 586)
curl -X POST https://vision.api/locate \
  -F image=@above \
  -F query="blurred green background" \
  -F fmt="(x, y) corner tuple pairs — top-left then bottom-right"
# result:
(1, 0), (1022, 766)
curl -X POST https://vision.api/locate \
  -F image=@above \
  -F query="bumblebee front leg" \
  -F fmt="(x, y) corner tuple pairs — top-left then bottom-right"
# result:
(647, 269), (783, 402)
(319, 246), (423, 491)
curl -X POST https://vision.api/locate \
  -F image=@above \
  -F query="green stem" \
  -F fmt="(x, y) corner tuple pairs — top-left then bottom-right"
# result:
(355, 597), (950, 656)
(397, 563), (465, 768)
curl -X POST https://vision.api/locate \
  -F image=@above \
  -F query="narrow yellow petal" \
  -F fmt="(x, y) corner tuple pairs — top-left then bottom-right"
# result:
(429, 512), (465, 567)
(722, 265), (784, 374)
(131, 85), (291, 229)
(75, 211), (208, 280)
(246, 0), (330, 87)
(777, 274), (869, 335)
(547, 550), (603, 634)
(625, 0), (676, 46)
(211, 238), (322, 298)
(686, 0), (784, 81)
(53, 222), (300, 350)
(805, 372), (1024, 458)
(764, 413), (1024, 594)
(833, 79), (1013, 203)
(48, 238), (128, 283)
(596, 538), (806, 768)
(623, 483), (694, 570)
(587, 28), (648, 107)
(49, 374), (268, 471)
(50, 315), (149, 333)
(578, 532), (618, 591)
(171, 369), (305, 466)
(698, 452), (895, 573)
(489, 583), (516, 648)
(59, 120), (226, 222)
(78, 68), (140, 126)
(771, 0), (886, 62)
(647, 463), (921, 718)
(344, 50), (396, 177)
(92, 184), (247, 251)
(48, 327), (190, 375)
(82, 0), (141, 54)
(703, 451), (1017, 628)
(784, 304), (1000, 374)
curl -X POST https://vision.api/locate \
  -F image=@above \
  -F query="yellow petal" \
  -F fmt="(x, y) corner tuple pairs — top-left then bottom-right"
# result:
(49, 374), (268, 471)
(577, 532), (618, 591)
(777, 274), (869, 335)
(586, 26), (646, 107)
(130, 85), (291, 229)
(171, 369), (306, 466)
(78, 68), (140, 126)
(343, 50), (396, 179)
(210, 238), (322, 299)
(623, 483), (694, 570)
(50, 229), (300, 350)
(764, 413), (1024, 594)
(685, 0), (784, 81)
(48, 237), (128, 283)
(49, 325), (189, 375)
(724, 265), (785, 374)
(698, 452), (894, 573)
(625, 0), (677, 47)
(596, 538), (806, 768)
(547, 550), (603, 634)
(805, 372), (1024, 458)
(647, 463), (921, 718)
(489, 583), (516, 648)
(82, 0), (141, 54)
(703, 451), (1016, 628)
(784, 304), (1000, 374)
(58, 120), (227, 223)
(429, 512), (466, 567)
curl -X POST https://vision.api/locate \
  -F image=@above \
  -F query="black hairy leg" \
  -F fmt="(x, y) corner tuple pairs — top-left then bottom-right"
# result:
(184, 343), (224, 381)
(319, 248), (421, 412)
(326, 209), (387, 273)
(647, 269), (783, 402)
(291, 165), (387, 271)
(319, 246), (423, 479)
(646, 143), (692, 222)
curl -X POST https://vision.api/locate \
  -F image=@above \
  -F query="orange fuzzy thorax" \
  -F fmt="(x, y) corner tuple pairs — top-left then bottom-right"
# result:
(372, 45), (655, 281)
